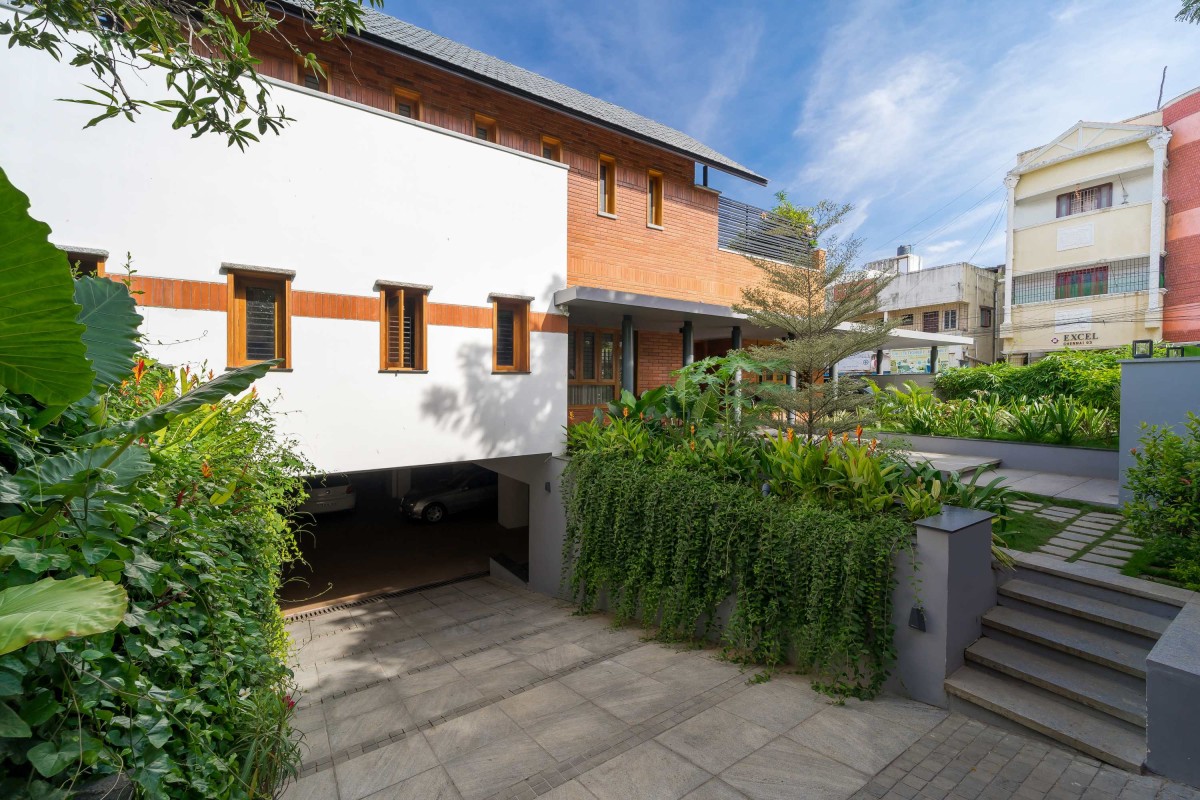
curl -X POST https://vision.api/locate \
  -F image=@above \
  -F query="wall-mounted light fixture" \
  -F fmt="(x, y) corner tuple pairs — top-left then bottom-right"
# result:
(1132, 339), (1154, 359)
(1167, 345), (1185, 359)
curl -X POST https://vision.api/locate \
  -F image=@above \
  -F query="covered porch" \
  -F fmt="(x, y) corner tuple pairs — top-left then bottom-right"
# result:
(554, 286), (973, 420)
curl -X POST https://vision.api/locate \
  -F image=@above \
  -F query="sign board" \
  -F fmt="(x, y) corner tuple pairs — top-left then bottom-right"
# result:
(1057, 222), (1094, 251)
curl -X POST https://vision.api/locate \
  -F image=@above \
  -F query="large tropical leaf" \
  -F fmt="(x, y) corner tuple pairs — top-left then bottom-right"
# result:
(0, 576), (127, 656)
(10, 445), (152, 501)
(75, 276), (143, 389)
(0, 167), (94, 405)
(78, 360), (275, 443)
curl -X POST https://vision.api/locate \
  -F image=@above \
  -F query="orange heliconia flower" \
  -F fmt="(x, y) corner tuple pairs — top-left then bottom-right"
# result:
(623, 407), (630, 418)
(689, 440), (696, 451)
(153, 382), (165, 403)
(208, 369), (215, 381)
(826, 430), (834, 443)
(201, 461), (212, 479)
(855, 424), (864, 442)
(132, 358), (147, 384)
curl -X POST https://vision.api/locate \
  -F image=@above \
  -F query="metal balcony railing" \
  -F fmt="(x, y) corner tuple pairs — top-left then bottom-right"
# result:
(717, 196), (814, 264)
(1011, 257), (1161, 305)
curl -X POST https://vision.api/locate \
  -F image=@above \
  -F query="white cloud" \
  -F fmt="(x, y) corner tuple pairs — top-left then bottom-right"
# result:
(788, 0), (1200, 267)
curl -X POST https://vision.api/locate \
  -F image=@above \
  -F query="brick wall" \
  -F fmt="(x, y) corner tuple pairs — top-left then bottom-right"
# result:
(1164, 90), (1200, 341)
(636, 331), (683, 394)
(249, 17), (764, 308)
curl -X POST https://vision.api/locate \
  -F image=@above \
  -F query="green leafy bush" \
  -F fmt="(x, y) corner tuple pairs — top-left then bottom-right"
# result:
(0, 166), (308, 798)
(935, 348), (1128, 412)
(1126, 414), (1200, 547)
(563, 449), (911, 698)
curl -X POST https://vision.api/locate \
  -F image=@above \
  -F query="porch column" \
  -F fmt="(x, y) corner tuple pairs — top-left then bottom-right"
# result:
(732, 325), (743, 423)
(731, 325), (743, 350)
(682, 320), (694, 366)
(786, 333), (797, 426)
(621, 314), (634, 394)
(875, 348), (885, 376)
(930, 345), (939, 375)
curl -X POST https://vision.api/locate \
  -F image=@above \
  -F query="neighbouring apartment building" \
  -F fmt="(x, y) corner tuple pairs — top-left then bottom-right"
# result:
(1000, 87), (1200, 362)
(858, 248), (1002, 373)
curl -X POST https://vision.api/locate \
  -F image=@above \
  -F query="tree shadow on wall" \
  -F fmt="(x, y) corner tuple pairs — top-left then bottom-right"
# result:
(419, 340), (565, 460)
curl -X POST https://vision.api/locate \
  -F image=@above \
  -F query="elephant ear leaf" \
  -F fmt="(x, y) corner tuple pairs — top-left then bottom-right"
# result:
(0, 576), (128, 657)
(74, 276), (142, 389)
(0, 166), (94, 405)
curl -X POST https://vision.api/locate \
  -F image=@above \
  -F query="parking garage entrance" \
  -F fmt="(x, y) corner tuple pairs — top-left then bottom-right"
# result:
(278, 462), (530, 613)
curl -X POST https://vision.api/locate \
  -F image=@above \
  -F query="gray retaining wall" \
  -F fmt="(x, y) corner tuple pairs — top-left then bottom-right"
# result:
(1118, 357), (1200, 504)
(873, 432), (1118, 480)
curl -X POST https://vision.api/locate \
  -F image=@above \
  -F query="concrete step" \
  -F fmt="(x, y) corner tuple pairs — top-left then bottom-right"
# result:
(945, 666), (1146, 772)
(965, 637), (1146, 727)
(999, 579), (1171, 639)
(983, 606), (1152, 678)
(1005, 550), (1191, 612)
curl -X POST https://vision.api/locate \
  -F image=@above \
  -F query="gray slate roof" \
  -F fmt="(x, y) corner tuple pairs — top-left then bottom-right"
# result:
(293, 3), (767, 185)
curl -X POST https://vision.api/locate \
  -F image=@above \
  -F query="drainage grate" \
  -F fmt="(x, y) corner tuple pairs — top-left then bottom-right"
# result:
(282, 570), (490, 621)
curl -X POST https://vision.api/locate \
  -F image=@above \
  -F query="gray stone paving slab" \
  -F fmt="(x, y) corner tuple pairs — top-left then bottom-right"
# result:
(444, 732), (556, 800)
(656, 707), (775, 774)
(1046, 538), (1085, 551)
(542, 781), (600, 800)
(424, 705), (520, 763)
(681, 780), (748, 799)
(523, 700), (628, 762)
(1057, 478), (1121, 506)
(1079, 553), (1127, 567)
(1103, 540), (1142, 553)
(786, 705), (926, 775)
(1056, 531), (1098, 543)
(722, 737), (871, 800)
(335, 734), (439, 800)
(578, 740), (711, 800)
(716, 678), (828, 734)
(360, 765), (463, 799)
(1039, 545), (1077, 558)
(282, 767), (339, 800)
(1091, 546), (1135, 559)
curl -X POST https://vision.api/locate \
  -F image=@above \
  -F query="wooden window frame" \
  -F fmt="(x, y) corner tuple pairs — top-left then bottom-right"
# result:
(393, 88), (422, 121)
(1055, 183), (1113, 218)
(597, 154), (617, 217)
(541, 135), (562, 162)
(492, 298), (530, 373)
(226, 269), (292, 369)
(64, 251), (105, 278)
(646, 169), (664, 229)
(378, 285), (429, 372)
(474, 114), (498, 143)
(1055, 265), (1109, 300)
(295, 58), (329, 93)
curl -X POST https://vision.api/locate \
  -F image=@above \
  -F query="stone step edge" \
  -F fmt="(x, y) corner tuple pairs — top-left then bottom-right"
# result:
(1002, 549), (1194, 609)
(945, 666), (1145, 773)
(998, 579), (1170, 640)
(983, 607), (1148, 679)
(965, 638), (1145, 727)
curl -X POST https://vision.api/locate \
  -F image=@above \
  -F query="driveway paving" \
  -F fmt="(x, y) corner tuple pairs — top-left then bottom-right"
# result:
(281, 576), (1199, 800)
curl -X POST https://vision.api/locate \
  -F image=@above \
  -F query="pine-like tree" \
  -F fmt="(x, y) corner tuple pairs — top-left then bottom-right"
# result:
(734, 196), (898, 439)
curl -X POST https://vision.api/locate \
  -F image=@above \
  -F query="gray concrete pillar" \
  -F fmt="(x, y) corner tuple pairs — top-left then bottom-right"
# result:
(888, 507), (995, 707)
(876, 349), (884, 375)
(621, 315), (634, 394)
(682, 320), (694, 366)
(731, 325), (742, 350)
(1146, 599), (1200, 788)
(930, 345), (939, 375)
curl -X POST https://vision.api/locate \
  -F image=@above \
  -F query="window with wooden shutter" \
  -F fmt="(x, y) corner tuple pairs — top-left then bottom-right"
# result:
(647, 170), (663, 227)
(296, 58), (329, 93)
(379, 285), (428, 371)
(598, 155), (616, 215)
(492, 298), (530, 373)
(541, 136), (562, 162)
(226, 269), (291, 368)
(980, 307), (993, 328)
(922, 311), (939, 333)
(474, 114), (497, 143)
(394, 88), (421, 120)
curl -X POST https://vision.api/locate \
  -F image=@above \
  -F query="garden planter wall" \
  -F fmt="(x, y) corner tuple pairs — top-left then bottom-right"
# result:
(1118, 356), (1200, 504)
(873, 432), (1118, 480)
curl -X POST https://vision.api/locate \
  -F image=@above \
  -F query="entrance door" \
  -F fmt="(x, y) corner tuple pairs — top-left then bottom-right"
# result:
(568, 327), (621, 421)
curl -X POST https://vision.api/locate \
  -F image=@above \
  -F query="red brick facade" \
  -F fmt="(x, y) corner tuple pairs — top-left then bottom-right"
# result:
(1164, 89), (1200, 342)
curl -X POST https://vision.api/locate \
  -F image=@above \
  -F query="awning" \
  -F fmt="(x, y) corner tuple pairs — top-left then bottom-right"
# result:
(553, 286), (973, 349)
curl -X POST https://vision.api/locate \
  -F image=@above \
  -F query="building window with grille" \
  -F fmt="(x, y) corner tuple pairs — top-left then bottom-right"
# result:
(492, 296), (530, 373)
(475, 114), (497, 143)
(598, 155), (617, 216)
(980, 306), (992, 328)
(943, 309), (958, 330)
(226, 268), (292, 368)
(541, 136), (562, 162)
(378, 284), (428, 371)
(1055, 265), (1109, 299)
(647, 169), (664, 228)
(899, 314), (914, 326)
(922, 311), (939, 333)
(1055, 183), (1113, 218)
(394, 89), (421, 120)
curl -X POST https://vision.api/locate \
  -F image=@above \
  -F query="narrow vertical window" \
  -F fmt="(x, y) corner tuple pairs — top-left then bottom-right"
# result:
(647, 169), (663, 228)
(581, 332), (596, 379)
(598, 155), (616, 215)
(475, 114), (497, 143)
(491, 296), (530, 373)
(297, 59), (329, 93)
(541, 136), (562, 162)
(226, 268), (292, 368)
(378, 284), (428, 371)
(980, 307), (993, 328)
(599, 333), (614, 380)
(394, 88), (421, 120)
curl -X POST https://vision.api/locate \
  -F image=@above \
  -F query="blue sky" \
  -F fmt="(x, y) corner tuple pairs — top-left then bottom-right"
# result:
(392, 0), (1200, 268)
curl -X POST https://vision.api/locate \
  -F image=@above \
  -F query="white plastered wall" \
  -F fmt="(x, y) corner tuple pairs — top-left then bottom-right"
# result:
(0, 42), (569, 473)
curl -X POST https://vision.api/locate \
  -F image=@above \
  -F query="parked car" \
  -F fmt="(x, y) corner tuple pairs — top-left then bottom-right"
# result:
(401, 470), (498, 523)
(297, 473), (356, 516)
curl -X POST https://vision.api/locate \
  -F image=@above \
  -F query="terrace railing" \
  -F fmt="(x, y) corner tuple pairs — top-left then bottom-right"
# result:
(1011, 256), (1161, 305)
(717, 196), (814, 265)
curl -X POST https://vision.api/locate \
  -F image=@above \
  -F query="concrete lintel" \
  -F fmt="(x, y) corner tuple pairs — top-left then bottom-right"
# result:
(374, 279), (433, 292)
(487, 292), (535, 302)
(219, 262), (297, 278)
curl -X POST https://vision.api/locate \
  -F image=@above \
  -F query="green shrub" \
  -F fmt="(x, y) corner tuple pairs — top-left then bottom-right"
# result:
(1125, 414), (1200, 546)
(563, 449), (911, 698)
(935, 348), (1126, 412)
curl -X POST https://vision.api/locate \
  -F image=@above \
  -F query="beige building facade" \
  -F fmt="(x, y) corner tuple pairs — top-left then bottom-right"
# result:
(1000, 117), (1171, 361)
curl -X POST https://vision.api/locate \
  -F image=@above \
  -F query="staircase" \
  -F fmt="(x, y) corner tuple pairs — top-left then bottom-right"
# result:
(945, 553), (1185, 772)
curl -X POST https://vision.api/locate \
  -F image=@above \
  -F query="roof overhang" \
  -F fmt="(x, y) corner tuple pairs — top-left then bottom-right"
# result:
(554, 286), (974, 349)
